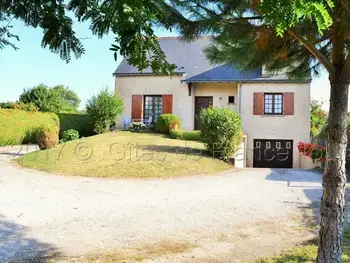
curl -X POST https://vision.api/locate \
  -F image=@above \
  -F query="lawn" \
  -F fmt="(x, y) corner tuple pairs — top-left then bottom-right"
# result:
(18, 131), (233, 178)
(252, 229), (350, 263)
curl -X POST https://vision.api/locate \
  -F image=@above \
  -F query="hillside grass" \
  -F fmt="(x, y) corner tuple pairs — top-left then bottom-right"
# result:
(0, 109), (59, 146)
(18, 131), (233, 178)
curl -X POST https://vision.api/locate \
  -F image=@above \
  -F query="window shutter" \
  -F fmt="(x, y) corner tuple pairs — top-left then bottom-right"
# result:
(253, 93), (264, 115)
(162, 95), (173, 114)
(131, 95), (143, 120)
(284, 92), (294, 115)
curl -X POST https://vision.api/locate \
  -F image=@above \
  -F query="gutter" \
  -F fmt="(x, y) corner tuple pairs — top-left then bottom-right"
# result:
(180, 79), (312, 84)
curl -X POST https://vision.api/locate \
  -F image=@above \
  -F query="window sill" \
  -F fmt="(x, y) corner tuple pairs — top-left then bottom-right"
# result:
(261, 114), (286, 117)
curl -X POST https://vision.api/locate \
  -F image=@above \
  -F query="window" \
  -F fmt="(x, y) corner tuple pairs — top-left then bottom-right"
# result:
(228, 96), (235, 104)
(264, 93), (283, 115)
(144, 96), (162, 122)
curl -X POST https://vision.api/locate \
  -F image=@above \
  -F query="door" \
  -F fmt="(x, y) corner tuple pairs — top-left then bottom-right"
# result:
(253, 139), (293, 168)
(194, 97), (213, 130)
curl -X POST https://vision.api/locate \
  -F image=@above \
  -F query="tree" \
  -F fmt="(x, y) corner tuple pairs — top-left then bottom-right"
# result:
(310, 100), (328, 142)
(157, 1), (349, 262)
(86, 89), (124, 134)
(19, 84), (80, 113)
(2, 0), (349, 261)
(52, 85), (80, 112)
(0, 0), (175, 74)
(19, 84), (62, 112)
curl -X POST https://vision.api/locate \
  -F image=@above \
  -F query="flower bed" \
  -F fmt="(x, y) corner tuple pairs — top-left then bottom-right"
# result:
(297, 141), (326, 166)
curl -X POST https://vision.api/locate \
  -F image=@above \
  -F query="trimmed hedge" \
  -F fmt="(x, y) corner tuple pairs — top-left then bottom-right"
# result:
(56, 113), (94, 138)
(0, 109), (59, 146)
(200, 107), (243, 160)
(156, 114), (181, 134)
(169, 129), (203, 142)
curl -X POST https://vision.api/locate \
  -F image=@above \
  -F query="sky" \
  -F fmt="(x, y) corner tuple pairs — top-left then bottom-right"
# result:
(0, 19), (333, 111)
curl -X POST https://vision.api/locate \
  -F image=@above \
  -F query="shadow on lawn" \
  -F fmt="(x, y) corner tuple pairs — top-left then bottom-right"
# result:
(143, 144), (210, 157)
(0, 214), (61, 263)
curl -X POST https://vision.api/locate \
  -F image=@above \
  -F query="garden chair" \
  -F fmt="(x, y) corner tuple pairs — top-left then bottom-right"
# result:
(123, 116), (132, 130)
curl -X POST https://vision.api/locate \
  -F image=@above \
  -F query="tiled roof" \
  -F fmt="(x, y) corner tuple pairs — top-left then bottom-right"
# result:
(114, 37), (311, 83)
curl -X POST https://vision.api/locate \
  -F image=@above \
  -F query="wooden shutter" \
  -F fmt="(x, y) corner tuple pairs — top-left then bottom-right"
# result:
(131, 95), (143, 120)
(162, 95), (173, 114)
(283, 92), (294, 115)
(253, 93), (264, 115)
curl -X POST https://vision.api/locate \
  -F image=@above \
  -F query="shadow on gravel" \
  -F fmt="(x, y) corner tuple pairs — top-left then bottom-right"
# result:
(0, 214), (61, 263)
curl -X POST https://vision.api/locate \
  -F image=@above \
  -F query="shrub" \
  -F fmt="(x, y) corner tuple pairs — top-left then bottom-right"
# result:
(200, 108), (242, 160)
(169, 130), (202, 142)
(56, 113), (94, 138)
(0, 102), (38, 111)
(86, 89), (124, 134)
(156, 114), (181, 134)
(129, 122), (148, 132)
(61, 129), (80, 142)
(0, 109), (59, 146)
(36, 125), (59, 150)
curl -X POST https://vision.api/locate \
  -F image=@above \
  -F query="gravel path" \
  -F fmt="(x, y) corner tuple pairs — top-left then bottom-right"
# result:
(0, 145), (324, 262)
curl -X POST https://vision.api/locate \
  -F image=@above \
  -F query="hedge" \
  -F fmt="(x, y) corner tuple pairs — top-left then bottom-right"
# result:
(169, 129), (203, 142)
(56, 113), (94, 138)
(0, 109), (59, 146)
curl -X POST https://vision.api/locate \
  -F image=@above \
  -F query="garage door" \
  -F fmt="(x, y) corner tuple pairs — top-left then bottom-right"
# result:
(253, 139), (293, 168)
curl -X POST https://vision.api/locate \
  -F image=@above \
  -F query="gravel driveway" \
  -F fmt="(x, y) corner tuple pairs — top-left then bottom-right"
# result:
(0, 145), (324, 262)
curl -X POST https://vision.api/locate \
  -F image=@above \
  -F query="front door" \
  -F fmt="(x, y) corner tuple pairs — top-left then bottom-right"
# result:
(194, 97), (213, 130)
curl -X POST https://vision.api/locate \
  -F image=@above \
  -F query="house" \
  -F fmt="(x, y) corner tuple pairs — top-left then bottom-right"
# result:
(114, 37), (310, 168)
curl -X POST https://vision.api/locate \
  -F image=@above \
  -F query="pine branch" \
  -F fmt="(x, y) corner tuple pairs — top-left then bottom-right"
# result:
(288, 29), (335, 75)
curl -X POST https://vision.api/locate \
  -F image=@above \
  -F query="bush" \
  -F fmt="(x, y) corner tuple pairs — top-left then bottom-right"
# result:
(0, 109), (59, 146)
(0, 102), (38, 111)
(56, 113), (94, 138)
(36, 125), (59, 150)
(200, 108), (242, 160)
(61, 129), (80, 142)
(169, 130), (202, 142)
(86, 89), (124, 134)
(129, 122), (148, 132)
(156, 114), (181, 134)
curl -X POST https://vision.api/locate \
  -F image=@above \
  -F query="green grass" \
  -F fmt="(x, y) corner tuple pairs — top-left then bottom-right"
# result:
(252, 228), (350, 263)
(18, 131), (232, 178)
(0, 109), (59, 146)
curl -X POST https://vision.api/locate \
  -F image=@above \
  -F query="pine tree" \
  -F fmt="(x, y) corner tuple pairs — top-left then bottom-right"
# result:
(161, 0), (350, 262)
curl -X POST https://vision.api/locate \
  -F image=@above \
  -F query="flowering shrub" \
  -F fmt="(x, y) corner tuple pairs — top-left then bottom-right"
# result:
(297, 141), (326, 163)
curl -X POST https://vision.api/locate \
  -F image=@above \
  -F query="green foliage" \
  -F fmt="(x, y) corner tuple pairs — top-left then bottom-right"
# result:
(169, 130), (202, 142)
(19, 84), (80, 113)
(52, 85), (81, 112)
(0, 109), (59, 146)
(56, 113), (94, 138)
(0, 102), (38, 111)
(128, 122), (148, 132)
(260, 0), (334, 36)
(61, 129), (80, 143)
(86, 89), (124, 134)
(36, 125), (59, 150)
(156, 114), (181, 134)
(200, 108), (243, 160)
(310, 100), (327, 141)
(0, 13), (19, 50)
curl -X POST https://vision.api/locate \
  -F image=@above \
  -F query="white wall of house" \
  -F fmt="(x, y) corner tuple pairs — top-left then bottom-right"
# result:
(193, 82), (238, 113)
(240, 82), (311, 168)
(114, 75), (194, 129)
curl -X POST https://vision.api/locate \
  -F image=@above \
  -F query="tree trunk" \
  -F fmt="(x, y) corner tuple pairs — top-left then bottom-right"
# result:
(316, 79), (349, 263)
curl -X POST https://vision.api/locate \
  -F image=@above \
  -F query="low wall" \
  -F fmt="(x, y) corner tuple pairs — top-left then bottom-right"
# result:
(299, 154), (320, 169)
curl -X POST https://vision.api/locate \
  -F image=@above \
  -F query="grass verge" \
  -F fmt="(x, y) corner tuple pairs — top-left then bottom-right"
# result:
(18, 131), (232, 178)
(252, 228), (350, 263)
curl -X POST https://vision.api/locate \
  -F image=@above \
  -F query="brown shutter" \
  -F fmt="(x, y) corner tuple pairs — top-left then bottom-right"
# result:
(283, 92), (294, 115)
(162, 95), (173, 114)
(253, 93), (264, 115)
(131, 95), (143, 120)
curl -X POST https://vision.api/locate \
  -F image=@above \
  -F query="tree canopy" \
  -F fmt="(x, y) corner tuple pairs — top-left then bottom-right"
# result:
(19, 84), (80, 113)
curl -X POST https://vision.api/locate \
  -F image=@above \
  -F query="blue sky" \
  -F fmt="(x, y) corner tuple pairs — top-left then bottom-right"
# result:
(0, 19), (332, 111)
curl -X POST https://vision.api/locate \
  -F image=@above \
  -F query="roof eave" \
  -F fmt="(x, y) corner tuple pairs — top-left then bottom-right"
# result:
(180, 78), (312, 83)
